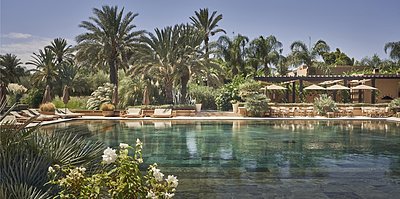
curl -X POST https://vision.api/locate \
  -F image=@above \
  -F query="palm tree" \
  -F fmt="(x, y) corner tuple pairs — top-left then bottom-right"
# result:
(27, 48), (58, 89)
(75, 5), (144, 99)
(216, 34), (249, 77)
(248, 35), (283, 76)
(190, 8), (226, 56)
(384, 41), (400, 62)
(289, 40), (330, 74)
(133, 26), (182, 104)
(46, 38), (73, 64)
(0, 54), (25, 85)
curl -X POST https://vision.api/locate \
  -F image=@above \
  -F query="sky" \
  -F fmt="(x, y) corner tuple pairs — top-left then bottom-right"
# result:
(1, 0), (399, 67)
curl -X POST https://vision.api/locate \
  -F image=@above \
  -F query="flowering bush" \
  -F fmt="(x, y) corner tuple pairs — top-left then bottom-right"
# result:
(86, 83), (114, 110)
(7, 83), (27, 94)
(48, 139), (178, 198)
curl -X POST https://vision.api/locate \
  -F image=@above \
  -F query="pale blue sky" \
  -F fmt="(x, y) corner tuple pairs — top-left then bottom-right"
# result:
(1, 0), (399, 65)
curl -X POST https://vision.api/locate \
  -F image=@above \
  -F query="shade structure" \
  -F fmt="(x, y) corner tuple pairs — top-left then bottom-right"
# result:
(42, 85), (52, 104)
(351, 84), (377, 90)
(111, 85), (119, 106)
(266, 84), (287, 90)
(304, 84), (326, 90)
(326, 84), (350, 90)
(142, 86), (150, 105)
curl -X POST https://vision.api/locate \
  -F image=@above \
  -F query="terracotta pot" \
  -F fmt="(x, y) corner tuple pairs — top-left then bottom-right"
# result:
(40, 111), (55, 115)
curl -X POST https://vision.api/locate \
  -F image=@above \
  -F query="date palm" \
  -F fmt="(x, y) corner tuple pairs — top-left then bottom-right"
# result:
(216, 34), (249, 77)
(384, 41), (400, 62)
(190, 8), (226, 56)
(27, 48), (58, 89)
(0, 53), (25, 85)
(290, 40), (330, 72)
(76, 5), (144, 101)
(46, 38), (73, 65)
(248, 35), (282, 76)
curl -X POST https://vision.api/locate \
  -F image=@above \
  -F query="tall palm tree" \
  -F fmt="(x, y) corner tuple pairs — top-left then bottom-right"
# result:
(216, 34), (249, 77)
(290, 40), (330, 73)
(248, 35), (283, 76)
(46, 38), (73, 64)
(27, 48), (58, 89)
(384, 41), (400, 62)
(75, 5), (144, 96)
(190, 8), (226, 56)
(0, 54), (25, 85)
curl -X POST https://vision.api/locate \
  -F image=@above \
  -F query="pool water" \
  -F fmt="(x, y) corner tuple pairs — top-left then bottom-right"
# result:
(52, 120), (400, 198)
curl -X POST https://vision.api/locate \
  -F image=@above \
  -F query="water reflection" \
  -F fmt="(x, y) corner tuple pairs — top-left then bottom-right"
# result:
(44, 120), (400, 197)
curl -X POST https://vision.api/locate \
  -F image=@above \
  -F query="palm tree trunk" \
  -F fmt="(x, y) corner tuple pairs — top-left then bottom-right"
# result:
(180, 73), (189, 104)
(164, 79), (174, 104)
(264, 63), (270, 76)
(109, 59), (118, 86)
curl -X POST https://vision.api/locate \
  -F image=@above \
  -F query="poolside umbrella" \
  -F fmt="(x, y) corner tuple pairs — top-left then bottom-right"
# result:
(62, 85), (70, 112)
(351, 84), (377, 90)
(42, 85), (52, 104)
(266, 84), (287, 90)
(303, 84), (326, 90)
(326, 84), (350, 102)
(326, 84), (350, 90)
(142, 86), (150, 105)
(111, 85), (118, 106)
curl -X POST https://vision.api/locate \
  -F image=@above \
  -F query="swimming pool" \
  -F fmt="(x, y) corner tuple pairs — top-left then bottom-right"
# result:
(49, 120), (400, 198)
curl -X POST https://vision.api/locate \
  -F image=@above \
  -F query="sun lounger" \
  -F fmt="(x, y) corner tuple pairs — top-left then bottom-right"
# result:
(56, 109), (83, 118)
(22, 110), (55, 121)
(122, 108), (143, 118)
(9, 111), (39, 123)
(152, 108), (172, 118)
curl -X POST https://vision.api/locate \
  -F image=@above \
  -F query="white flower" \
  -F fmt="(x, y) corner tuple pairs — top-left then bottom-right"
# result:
(152, 168), (164, 182)
(164, 192), (175, 198)
(136, 138), (142, 149)
(119, 143), (129, 149)
(48, 166), (55, 173)
(146, 190), (157, 199)
(78, 167), (86, 173)
(137, 158), (143, 163)
(166, 175), (178, 188)
(102, 147), (117, 164)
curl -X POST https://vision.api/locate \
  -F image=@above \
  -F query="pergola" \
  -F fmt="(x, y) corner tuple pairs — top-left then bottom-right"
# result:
(254, 74), (400, 103)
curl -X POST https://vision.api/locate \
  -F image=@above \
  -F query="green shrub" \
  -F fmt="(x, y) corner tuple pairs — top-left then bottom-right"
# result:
(238, 80), (262, 100)
(39, 102), (56, 112)
(188, 84), (216, 110)
(388, 98), (400, 111)
(313, 94), (337, 115)
(86, 83), (114, 110)
(21, 88), (44, 108)
(245, 94), (269, 117)
(52, 96), (89, 109)
(100, 103), (115, 111)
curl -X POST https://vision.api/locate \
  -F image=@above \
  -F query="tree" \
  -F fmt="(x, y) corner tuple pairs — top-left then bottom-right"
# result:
(321, 48), (353, 66)
(27, 48), (58, 89)
(290, 40), (330, 67)
(216, 34), (249, 77)
(289, 40), (330, 74)
(0, 54), (25, 85)
(384, 41), (400, 62)
(46, 38), (73, 64)
(75, 5), (144, 103)
(248, 35), (283, 76)
(190, 8), (226, 56)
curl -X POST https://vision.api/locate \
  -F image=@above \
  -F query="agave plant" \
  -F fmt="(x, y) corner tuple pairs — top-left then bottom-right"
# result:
(313, 94), (337, 116)
(0, 99), (105, 198)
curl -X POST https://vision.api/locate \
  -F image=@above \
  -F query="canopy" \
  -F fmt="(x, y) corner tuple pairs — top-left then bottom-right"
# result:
(266, 84), (287, 90)
(351, 84), (377, 90)
(326, 84), (350, 90)
(304, 84), (326, 90)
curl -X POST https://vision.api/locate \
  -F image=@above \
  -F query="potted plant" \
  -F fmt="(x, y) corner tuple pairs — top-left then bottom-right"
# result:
(100, 103), (115, 117)
(231, 100), (239, 113)
(194, 99), (202, 113)
(39, 102), (56, 115)
(388, 98), (400, 114)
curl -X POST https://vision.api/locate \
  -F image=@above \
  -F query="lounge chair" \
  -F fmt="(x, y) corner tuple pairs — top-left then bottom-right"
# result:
(22, 110), (55, 121)
(61, 108), (84, 117)
(56, 109), (83, 118)
(152, 108), (172, 118)
(9, 111), (39, 123)
(122, 108), (143, 118)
